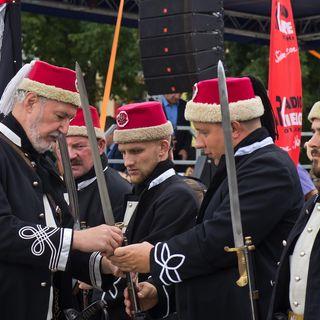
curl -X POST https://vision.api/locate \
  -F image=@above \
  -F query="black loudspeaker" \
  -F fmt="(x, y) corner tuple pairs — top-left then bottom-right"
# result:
(139, 0), (224, 95)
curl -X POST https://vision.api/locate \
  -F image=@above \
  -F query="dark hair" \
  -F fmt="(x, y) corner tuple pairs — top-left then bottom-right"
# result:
(244, 75), (278, 141)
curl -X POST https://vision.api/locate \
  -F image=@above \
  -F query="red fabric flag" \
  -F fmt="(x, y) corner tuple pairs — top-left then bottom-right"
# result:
(268, 0), (302, 165)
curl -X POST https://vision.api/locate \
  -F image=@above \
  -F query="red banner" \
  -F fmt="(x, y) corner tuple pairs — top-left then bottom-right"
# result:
(268, 0), (302, 165)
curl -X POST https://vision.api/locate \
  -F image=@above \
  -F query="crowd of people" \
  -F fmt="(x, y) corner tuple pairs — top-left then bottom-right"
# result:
(0, 59), (319, 320)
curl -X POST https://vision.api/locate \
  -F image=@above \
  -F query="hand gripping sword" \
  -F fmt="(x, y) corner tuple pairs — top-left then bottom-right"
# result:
(217, 60), (259, 320)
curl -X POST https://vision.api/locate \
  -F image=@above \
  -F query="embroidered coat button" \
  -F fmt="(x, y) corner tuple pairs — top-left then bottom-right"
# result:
(39, 213), (45, 219)
(270, 280), (275, 286)
(293, 301), (299, 307)
(300, 251), (306, 257)
(56, 206), (61, 214)
(317, 205), (320, 210)
(24, 153), (29, 158)
(40, 282), (47, 287)
(306, 209), (309, 214)
(307, 227), (313, 233)
(295, 276), (301, 282)
(282, 240), (287, 246)
(128, 203), (132, 207)
(277, 261), (280, 266)
(30, 161), (36, 168)
(32, 181), (39, 187)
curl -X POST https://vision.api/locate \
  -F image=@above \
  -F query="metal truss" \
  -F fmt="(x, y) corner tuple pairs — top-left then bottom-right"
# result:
(224, 9), (320, 46)
(21, 1), (320, 46)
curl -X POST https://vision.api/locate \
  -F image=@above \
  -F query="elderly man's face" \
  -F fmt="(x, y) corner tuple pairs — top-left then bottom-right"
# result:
(308, 118), (320, 177)
(27, 98), (77, 153)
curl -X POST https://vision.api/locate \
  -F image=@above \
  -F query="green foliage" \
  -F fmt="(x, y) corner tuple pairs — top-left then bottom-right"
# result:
(21, 13), (146, 106)
(21, 12), (320, 138)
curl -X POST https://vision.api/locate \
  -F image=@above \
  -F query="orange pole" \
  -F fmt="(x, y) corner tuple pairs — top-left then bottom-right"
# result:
(100, 0), (125, 130)
(309, 50), (320, 60)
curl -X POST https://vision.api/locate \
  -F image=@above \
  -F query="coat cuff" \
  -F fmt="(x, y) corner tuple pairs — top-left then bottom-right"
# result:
(151, 242), (185, 286)
(57, 228), (73, 271)
(89, 252), (103, 289)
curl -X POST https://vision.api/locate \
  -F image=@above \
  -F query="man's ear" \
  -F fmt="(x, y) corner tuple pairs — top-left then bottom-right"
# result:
(23, 92), (39, 113)
(159, 139), (170, 157)
(231, 121), (242, 140)
(98, 138), (106, 155)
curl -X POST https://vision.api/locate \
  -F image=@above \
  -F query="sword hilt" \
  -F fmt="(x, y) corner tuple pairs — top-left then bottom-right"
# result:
(224, 245), (248, 287)
(224, 237), (256, 288)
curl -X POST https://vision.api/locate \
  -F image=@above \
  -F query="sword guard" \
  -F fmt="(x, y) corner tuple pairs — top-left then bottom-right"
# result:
(224, 246), (248, 287)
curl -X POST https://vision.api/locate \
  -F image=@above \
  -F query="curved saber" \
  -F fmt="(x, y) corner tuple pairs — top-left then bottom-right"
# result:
(75, 62), (115, 226)
(218, 60), (259, 320)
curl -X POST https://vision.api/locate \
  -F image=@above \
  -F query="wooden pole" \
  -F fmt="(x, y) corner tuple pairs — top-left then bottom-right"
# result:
(100, 0), (124, 130)
(309, 50), (320, 60)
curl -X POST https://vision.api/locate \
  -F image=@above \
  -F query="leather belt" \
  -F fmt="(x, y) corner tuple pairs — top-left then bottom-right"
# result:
(288, 311), (303, 320)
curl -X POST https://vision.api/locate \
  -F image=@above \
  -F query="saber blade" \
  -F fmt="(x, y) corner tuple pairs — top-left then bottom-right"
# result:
(217, 60), (244, 248)
(75, 62), (115, 226)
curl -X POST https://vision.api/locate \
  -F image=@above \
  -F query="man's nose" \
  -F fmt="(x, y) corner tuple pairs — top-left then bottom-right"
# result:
(59, 119), (70, 135)
(195, 135), (205, 149)
(123, 155), (134, 168)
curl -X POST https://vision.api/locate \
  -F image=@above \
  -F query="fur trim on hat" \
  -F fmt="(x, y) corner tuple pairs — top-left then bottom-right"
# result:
(18, 78), (81, 107)
(308, 101), (320, 122)
(114, 121), (173, 144)
(67, 126), (105, 139)
(185, 97), (264, 123)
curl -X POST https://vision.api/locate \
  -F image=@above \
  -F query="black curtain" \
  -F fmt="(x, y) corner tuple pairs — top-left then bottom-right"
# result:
(0, 1), (22, 97)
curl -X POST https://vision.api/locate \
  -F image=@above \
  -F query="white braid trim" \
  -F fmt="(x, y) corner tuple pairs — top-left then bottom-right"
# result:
(185, 96), (264, 123)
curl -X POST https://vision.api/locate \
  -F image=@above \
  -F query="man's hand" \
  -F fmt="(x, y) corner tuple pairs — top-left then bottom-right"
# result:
(72, 224), (123, 255)
(109, 242), (154, 273)
(101, 256), (124, 277)
(124, 282), (158, 316)
(78, 281), (93, 290)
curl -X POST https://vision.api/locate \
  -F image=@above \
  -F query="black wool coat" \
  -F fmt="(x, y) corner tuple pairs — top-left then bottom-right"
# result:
(150, 128), (304, 320)
(267, 195), (320, 320)
(75, 153), (132, 227)
(0, 114), (110, 320)
(104, 160), (199, 319)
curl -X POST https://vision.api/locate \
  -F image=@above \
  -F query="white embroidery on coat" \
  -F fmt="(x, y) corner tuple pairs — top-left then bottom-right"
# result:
(18, 225), (60, 270)
(108, 277), (122, 299)
(154, 243), (185, 286)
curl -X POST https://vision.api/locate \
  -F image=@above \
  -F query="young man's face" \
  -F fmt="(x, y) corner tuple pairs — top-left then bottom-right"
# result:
(308, 118), (320, 177)
(193, 121), (225, 165)
(27, 98), (77, 153)
(118, 140), (163, 184)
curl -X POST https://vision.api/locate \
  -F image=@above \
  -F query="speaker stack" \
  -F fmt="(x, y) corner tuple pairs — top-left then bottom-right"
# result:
(139, 0), (224, 95)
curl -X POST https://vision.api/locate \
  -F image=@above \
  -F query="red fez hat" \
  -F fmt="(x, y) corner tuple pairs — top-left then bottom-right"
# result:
(18, 61), (80, 107)
(113, 101), (173, 143)
(67, 106), (104, 139)
(185, 77), (264, 123)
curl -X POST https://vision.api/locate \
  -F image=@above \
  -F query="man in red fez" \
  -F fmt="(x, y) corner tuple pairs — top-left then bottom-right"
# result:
(268, 100), (320, 320)
(98, 101), (199, 319)
(110, 76), (303, 320)
(0, 60), (123, 320)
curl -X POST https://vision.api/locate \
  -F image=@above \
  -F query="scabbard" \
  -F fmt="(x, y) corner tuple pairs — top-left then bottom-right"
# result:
(244, 237), (260, 320)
